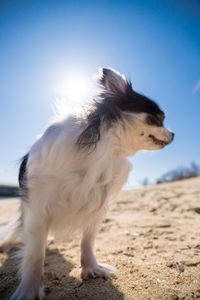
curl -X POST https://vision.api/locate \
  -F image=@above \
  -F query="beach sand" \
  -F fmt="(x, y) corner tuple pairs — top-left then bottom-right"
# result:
(0, 177), (200, 299)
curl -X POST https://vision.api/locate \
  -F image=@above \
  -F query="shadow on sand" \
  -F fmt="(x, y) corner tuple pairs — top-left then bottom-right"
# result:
(0, 243), (124, 300)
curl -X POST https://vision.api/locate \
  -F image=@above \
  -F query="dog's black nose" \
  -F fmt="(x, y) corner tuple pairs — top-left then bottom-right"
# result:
(171, 132), (175, 141)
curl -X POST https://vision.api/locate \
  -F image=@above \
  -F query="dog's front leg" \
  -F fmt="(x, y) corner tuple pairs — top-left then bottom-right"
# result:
(11, 209), (48, 300)
(80, 221), (115, 280)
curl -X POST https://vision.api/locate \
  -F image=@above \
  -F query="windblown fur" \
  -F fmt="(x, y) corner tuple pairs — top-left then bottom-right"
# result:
(0, 67), (174, 300)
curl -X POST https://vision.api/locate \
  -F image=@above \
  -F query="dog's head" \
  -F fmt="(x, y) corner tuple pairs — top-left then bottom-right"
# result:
(77, 68), (174, 156)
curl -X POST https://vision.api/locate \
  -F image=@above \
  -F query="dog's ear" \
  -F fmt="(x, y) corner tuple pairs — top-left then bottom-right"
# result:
(99, 68), (128, 94)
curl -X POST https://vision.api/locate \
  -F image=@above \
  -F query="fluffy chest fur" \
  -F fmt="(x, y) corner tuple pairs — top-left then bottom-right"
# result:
(26, 116), (132, 236)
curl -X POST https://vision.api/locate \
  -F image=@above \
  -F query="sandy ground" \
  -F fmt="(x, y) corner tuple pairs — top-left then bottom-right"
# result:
(0, 177), (200, 300)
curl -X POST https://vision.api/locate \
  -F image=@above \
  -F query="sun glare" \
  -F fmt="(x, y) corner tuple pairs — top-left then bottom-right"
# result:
(53, 72), (95, 117)
(55, 72), (94, 101)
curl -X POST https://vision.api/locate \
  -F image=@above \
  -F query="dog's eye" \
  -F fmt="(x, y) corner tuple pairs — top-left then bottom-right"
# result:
(156, 117), (164, 126)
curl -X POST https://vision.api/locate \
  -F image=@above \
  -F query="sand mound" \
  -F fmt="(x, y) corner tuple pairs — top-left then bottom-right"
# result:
(0, 177), (200, 299)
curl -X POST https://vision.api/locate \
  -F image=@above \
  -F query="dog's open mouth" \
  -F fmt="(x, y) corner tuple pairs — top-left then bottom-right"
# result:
(148, 134), (168, 146)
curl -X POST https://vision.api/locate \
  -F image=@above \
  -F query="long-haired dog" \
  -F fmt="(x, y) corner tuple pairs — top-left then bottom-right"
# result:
(0, 68), (174, 300)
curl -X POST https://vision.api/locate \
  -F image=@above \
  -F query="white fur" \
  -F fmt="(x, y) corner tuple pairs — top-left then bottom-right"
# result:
(26, 116), (132, 238)
(10, 114), (133, 300)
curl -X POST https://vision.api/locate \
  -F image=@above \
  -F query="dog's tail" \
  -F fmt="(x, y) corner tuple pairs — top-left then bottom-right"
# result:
(0, 217), (21, 246)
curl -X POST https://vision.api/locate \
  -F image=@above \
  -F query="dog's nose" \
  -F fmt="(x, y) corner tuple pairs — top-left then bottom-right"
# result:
(171, 132), (175, 141)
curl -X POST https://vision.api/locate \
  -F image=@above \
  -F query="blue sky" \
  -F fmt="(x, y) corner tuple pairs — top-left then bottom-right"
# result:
(0, 0), (199, 187)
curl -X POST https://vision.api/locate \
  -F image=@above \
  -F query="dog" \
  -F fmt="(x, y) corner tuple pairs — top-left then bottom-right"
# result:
(0, 68), (174, 300)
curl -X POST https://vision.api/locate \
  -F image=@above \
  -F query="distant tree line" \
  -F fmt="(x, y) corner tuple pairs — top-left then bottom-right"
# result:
(140, 162), (200, 186)
(156, 162), (200, 184)
(0, 185), (20, 198)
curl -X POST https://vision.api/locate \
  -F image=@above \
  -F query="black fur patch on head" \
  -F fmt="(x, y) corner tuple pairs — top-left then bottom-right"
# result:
(116, 82), (163, 116)
(145, 112), (165, 127)
(77, 68), (164, 150)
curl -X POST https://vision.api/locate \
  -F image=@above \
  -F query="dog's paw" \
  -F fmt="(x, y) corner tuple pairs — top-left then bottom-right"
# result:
(81, 263), (116, 280)
(10, 282), (44, 300)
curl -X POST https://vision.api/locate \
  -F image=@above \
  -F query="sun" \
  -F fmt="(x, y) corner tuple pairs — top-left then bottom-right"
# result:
(65, 77), (90, 101)
(53, 71), (95, 117)
(55, 72), (93, 101)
